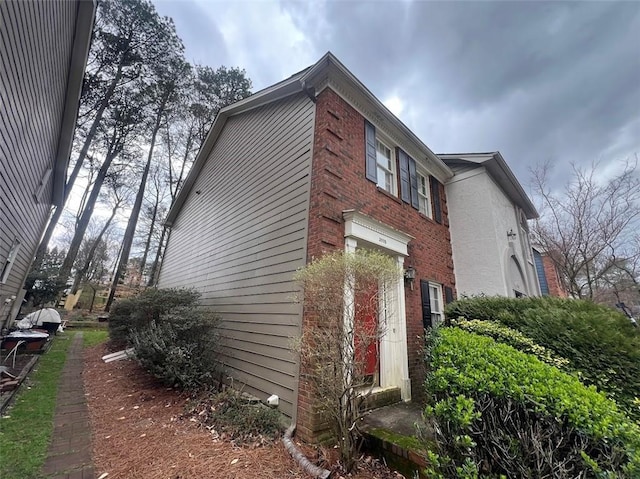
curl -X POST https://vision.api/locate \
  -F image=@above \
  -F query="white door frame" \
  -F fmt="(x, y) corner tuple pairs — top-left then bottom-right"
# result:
(343, 210), (412, 401)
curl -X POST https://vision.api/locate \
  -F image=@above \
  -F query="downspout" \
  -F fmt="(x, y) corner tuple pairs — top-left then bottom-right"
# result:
(281, 78), (329, 479)
(283, 424), (330, 479)
(300, 80), (317, 103)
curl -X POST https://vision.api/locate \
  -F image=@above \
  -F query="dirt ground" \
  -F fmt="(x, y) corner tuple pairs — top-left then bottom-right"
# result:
(84, 343), (404, 479)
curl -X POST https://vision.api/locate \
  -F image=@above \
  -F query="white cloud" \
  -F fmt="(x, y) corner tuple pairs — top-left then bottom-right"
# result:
(383, 95), (404, 117)
(195, 0), (316, 89)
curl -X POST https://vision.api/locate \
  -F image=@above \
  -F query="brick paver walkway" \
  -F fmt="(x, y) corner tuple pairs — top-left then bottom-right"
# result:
(41, 332), (95, 479)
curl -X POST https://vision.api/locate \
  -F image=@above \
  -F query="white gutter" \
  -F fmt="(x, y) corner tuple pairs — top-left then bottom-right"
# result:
(52, 0), (96, 207)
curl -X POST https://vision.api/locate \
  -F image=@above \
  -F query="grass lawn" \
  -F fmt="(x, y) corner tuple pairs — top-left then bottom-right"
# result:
(82, 329), (109, 348)
(0, 333), (73, 479)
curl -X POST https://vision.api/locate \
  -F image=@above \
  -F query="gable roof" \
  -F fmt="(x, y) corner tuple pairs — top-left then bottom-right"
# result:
(165, 52), (453, 226)
(439, 152), (539, 219)
(52, 0), (96, 206)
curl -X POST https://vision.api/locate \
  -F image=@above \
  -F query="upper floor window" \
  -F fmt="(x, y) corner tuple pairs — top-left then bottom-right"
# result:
(417, 171), (432, 218)
(376, 139), (395, 193)
(365, 119), (442, 222)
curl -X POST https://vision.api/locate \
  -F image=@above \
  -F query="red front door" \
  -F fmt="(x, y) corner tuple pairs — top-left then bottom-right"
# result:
(355, 285), (379, 379)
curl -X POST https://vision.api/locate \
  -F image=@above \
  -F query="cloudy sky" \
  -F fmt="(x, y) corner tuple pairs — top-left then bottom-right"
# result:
(152, 0), (639, 190)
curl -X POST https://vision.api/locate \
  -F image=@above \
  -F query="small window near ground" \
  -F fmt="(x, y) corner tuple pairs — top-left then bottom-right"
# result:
(376, 139), (395, 194)
(418, 171), (432, 218)
(429, 283), (443, 324)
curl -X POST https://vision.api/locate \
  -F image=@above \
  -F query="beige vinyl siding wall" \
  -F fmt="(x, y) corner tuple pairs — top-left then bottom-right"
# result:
(0, 1), (77, 313)
(158, 93), (315, 417)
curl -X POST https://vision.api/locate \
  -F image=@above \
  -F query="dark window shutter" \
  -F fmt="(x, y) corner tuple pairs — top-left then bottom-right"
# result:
(444, 286), (454, 304)
(397, 148), (411, 203)
(431, 176), (442, 224)
(408, 156), (419, 209)
(420, 279), (432, 330)
(365, 120), (377, 182)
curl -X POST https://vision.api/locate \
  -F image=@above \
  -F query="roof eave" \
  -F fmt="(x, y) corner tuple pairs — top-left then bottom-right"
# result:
(492, 152), (539, 219)
(52, 0), (96, 207)
(301, 53), (453, 182)
(440, 152), (539, 219)
(166, 52), (456, 225)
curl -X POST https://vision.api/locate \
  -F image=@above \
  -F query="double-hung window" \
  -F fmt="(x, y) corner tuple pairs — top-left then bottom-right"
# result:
(429, 283), (443, 324)
(376, 139), (395, 194)
(365, 119), (442, 219)
(365, 120), (396, 195)
(421, 280), (452, 329)
(417, 171), (432, 218)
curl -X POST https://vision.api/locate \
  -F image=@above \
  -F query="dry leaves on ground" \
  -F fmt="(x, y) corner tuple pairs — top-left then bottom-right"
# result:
(84, 344), (403, 479)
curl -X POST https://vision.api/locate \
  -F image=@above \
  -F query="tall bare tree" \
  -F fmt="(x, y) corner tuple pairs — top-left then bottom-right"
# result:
(530, 159), (640, 300)
(70, 172), (131, 294)
(146, 65), (253, 286)
(57, 90), (144, 285)
(105, 35), (190, 310)
(136, 164), (169, 280)
(33, 0), (176, 271)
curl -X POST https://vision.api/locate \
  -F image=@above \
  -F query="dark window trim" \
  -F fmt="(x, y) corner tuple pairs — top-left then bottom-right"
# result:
(365, 120), (377, 182)
(431, 176), (442, 224)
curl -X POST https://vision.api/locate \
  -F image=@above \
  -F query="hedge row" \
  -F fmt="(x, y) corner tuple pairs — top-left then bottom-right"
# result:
(424, 327), (640, 478)
(451, 318), (570, 370)
(445, 296), (640, 421)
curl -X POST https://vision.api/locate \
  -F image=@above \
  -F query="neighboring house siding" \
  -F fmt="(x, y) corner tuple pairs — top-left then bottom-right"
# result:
(297, 88), (456, 440)
(485, 174), (538, 296)
(446, 170), (504, 295)
(542, 253), (568, 298)
(533, 249), (550, 295)
(446, 167), (539, 297)
(0, 0), (77, 314)
(158, 93), (316, 418)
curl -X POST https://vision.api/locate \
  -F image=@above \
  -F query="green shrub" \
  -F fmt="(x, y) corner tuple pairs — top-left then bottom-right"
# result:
(109, 288), (222, 391)
(108, 288), (201, 345)
(451, 318), (570, 370)
(130, 309), (221, 392)
(446, 296), (640, 421)
(424, 327), (640, 478)
(107, 297), (136, 344)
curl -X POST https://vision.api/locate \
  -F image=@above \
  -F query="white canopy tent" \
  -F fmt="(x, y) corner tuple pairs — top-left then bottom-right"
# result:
(15, 308), (62, 330)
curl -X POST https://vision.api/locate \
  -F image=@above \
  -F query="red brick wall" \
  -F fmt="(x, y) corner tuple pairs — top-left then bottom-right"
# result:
(542, 254), (568, 298)
(296, 88), (456, 441)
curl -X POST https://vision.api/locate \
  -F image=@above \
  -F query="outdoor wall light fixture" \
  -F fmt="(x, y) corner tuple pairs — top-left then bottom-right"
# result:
(507, 229), (517, 240)
(404, 266), (416, 290)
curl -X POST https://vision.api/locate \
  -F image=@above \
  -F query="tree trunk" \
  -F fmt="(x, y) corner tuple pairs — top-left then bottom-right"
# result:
(58, 143), (121, 286)
(147, 222), (168, 286)
(105, 104), (166, 311)
(146, 126), (194, 287)
(32, 63), (125, 272)
(70, 202), (119, 294)
(138, 200), (158, 279)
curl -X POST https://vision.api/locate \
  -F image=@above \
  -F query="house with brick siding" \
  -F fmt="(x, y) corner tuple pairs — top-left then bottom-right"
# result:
(532, 245), (569, 297)
(0, 0), (95, 329)
(157, 52), (457, 441)
(440, 153), (541, 298)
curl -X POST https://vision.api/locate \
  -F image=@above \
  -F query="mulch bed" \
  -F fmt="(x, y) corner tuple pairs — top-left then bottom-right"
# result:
(84, 344), (404, 479)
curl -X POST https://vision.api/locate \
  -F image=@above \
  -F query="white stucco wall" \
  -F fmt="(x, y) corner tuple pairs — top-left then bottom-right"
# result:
(446, 167), (540, 297)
